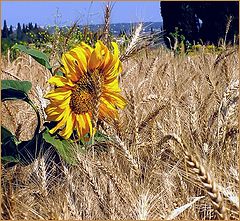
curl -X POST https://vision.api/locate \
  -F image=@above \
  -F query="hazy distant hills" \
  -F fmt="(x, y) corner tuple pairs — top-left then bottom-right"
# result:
(47, 22), (163, 35)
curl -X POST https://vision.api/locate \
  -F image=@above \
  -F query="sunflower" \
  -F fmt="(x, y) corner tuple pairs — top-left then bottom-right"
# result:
(44, 40), (127, 139)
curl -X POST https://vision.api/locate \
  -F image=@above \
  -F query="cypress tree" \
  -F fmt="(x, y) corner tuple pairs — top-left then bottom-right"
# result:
(160, 1), (239, 46)
(2, 20), (9, 38)
(194, 2), (239, 44)
(23, 24), (26, 33)
(29, 22), (33, 30)
(16, 22), (22, 40)
(9, 25), (13, 35)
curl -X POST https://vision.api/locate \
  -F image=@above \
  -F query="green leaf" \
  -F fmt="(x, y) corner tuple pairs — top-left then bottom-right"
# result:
(1, 80), (32, 94)
(1, 126), (19, 146)
(1, 88), (28, 102)
(94, 131), (109, 142)
(54, 70), (64, 76)
(1, 126), (20, 166)
(1, 126), (15, 143)
(2, 156), (20, 164)
(12, 44), (52, 71)
(43, 130), (77, 165)
(54, 68), (64, 77)
(84, 131), (109, 146)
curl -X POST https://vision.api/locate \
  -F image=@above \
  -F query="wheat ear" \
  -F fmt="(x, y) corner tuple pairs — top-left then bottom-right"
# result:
(127, 90), (139, 146)
(81, 161), (108, 217)
(95, 160), (134, 209)
(2, 69), (22, 80)
(138, 104), (166, 132)
(223, 15), (233, 48)
(91, 71), (102, 141)
(112, 134), (140, 173)
(158, 134), (228, 220)
(102, 2), (112, 45)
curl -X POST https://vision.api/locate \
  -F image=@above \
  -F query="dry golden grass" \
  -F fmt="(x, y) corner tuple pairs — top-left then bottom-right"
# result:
(1, 45), (239, 220)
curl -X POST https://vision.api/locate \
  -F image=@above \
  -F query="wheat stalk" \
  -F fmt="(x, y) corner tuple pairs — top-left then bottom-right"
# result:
(101, 2), (112, 45)
(112, 134), (140, 173)
(158, 134), (228, 220)
(120, 23), (143, 61)
(126, 90), (139, 147)
(81, 160), (109, 217)
(1, 69), (22, 80)
(63, 20), (79, 49)
(138, 104), (166, 132)
(223, 15), (233, 48)
(90, 70), (102, 143)
(1, 172), (15, 220)
(95, 159), (135, 211)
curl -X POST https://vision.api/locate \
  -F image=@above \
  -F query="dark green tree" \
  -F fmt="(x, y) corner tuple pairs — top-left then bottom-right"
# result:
(8, 25), (13, 35)
(2, 20), (9, 38)
(161, 1), (239, 46)
(22, 24), (27, 33)
(28, 22), (33, 30)
(16, 22), (22, 40)
(194, 2), (239, 44)
(161, 2), (199, 46)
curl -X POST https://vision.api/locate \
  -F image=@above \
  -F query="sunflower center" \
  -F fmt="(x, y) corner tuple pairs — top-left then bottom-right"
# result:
(69, 88), (94, 114)
(69, 71), (103, 115)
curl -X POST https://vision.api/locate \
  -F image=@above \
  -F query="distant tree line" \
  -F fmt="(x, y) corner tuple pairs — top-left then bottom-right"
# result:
(2, 20), (42, 40)
(1, 20), (49, 54)
(2, 20), (14, 38)
(161, 1), (239, 46)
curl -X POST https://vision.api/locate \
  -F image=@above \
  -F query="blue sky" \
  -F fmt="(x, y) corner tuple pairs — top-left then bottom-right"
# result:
(2, 1), (162, 27)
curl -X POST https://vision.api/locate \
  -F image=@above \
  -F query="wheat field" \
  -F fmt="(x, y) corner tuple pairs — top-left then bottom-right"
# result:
(1, 43), (239, 220)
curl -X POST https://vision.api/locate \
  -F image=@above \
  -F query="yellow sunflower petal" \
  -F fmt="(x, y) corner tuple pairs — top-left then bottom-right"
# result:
(70, 47), (88, 74)
(49, 120), (65, 134)
(103, 42), (120, 73)
(100, 97), (116, 110)
(75, 115), (83, 138)
(99, 103), (119, 120)
(62, 53), (80, 82)
(49, 107), (71, 134)
(103, 49), (111, 69)
(46, 96), (71, 111)
(45, 106), (63, 119)
(102, 92), (127, 109)
(97, 41), (111, 69)
(103, 77), (121, 92)
(85, 113), (93, 136)
(44, 87), (72, 101)
(103, 58), (122, 82)
(48, 76), (74, 87)
(76, 114), (90, 138)
(80, 41), (94, 58)
(88, 42), (102, 71)
(111, 42), (120, 57)
(47, 112), (62, 122)
(46, 103), (71, 122)
(59, 112), (75, 139)
(62, 53), (74, 73)
(104, 67), (120, 84)
(78, 114), (86, 129)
